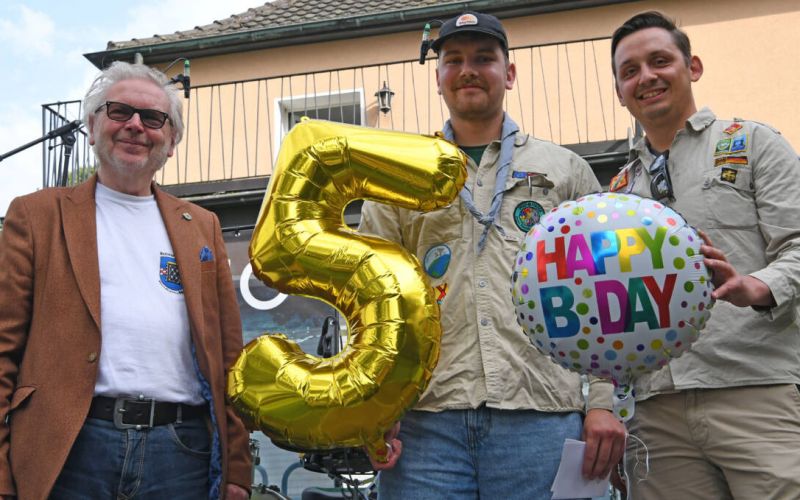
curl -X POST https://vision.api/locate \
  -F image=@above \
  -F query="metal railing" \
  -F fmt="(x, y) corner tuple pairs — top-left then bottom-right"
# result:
(41, 101), (98, 188)
(42, 36), (632, 189)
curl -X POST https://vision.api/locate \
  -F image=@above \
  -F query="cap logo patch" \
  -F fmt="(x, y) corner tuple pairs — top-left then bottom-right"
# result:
(456, 13), (478, 26)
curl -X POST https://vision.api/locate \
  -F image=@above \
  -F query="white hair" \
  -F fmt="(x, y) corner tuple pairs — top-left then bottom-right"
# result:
(83, 61), (184, 144)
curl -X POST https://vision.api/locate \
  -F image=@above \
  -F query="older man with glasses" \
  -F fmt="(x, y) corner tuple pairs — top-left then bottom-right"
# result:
(609, 11), (800, 499)
(0, 62), (251, 499)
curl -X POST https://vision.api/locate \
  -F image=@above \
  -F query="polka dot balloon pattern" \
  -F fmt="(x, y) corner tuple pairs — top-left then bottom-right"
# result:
(510, 193), (714, 419)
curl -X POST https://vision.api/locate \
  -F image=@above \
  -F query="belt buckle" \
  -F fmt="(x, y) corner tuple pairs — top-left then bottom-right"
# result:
(113, 395), (155, 430)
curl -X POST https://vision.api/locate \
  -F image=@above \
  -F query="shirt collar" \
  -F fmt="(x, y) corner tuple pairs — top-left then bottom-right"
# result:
(685, 107), (717, 132)
(627, 107), (718, 162)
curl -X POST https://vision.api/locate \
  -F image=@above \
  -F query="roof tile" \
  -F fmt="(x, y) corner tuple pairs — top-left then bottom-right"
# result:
(107, 0), (457, 49)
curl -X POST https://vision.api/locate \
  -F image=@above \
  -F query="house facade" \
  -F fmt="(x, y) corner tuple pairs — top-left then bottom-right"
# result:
(76, 0), (800, 193)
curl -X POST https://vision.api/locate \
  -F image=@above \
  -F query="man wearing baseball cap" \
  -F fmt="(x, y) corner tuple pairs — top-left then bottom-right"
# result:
(360, 11), (626, 499)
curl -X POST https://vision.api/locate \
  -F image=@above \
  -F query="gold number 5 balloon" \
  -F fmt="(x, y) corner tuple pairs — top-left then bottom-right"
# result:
(227, 119), (466, 462)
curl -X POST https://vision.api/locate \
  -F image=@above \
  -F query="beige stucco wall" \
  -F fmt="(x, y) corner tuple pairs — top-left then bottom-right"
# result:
(157, 0), (800, 185)
(477, 0), (800, 147)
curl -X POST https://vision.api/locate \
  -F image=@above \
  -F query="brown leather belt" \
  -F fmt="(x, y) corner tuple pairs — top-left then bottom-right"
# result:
(89, 395), (207, 429)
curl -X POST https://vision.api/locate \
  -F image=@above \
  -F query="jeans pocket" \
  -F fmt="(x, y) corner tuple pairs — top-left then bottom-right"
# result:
(167, 421), (212, 457)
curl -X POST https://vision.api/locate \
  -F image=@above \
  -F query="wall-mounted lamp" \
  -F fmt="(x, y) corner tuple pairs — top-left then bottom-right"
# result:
(375, 81), (395, 114)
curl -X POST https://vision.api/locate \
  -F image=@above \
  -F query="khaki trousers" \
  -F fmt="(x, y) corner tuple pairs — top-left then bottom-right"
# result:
(625, 384), (800, 500)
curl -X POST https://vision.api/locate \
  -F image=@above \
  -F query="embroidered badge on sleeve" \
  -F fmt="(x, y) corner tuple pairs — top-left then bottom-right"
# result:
(730, 135), (747, 153)
(723, 122), (743, 135)
(714, 156), (748, 168)
(720, 167), (738, 184)
(609, 169), (629, 192)
(714, 138), (732, 156)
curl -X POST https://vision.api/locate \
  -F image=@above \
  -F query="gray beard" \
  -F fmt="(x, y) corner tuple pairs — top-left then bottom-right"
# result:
(93, 140), (169, 180)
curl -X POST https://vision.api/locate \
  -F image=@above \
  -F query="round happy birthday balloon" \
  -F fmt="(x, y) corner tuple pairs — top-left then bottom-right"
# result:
(511, 193), (714, 419)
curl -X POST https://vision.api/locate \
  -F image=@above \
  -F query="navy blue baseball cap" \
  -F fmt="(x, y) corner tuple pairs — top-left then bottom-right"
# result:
(431, 12), (509, 53)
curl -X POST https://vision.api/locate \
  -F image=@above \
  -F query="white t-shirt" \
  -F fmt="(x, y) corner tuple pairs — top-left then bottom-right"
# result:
(93, 182), (204, 405)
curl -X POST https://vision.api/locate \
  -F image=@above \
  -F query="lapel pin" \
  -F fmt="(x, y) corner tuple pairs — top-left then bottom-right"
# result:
(182, 212), (192, 221)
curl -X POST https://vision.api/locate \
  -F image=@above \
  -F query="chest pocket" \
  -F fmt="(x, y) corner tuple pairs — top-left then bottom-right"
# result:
(406, 199), (464, 253)
(502, 173), (559, 235)
(701, 167), (757, 229)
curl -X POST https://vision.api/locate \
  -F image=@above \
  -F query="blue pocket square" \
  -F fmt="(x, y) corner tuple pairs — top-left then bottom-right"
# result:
(199, 246), (214, 262)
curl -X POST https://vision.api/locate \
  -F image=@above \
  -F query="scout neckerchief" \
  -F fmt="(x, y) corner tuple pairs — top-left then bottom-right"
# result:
(442, 113), (519, 253)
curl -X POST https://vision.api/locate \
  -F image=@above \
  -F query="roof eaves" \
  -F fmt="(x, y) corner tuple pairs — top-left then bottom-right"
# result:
(84, 0), (639, 68)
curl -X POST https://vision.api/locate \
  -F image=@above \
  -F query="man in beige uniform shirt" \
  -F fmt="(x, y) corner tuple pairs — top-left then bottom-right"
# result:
(609, 11), (800, 498)
(360, 11), (626, 499)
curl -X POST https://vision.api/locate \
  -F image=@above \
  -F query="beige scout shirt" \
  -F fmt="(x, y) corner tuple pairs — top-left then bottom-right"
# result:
(359, 131), (613, 412)
(611, 108), (800, 400)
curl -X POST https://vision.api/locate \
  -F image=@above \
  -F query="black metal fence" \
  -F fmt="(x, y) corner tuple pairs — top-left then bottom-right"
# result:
(42, 36), (632, 189)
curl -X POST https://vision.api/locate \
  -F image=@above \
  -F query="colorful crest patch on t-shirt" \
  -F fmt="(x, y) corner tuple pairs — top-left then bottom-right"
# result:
(513, 200), (545, 232)
(159, 253), (183, 293)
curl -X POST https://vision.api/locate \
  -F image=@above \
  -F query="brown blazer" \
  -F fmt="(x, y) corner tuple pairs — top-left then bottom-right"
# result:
(0, 176), (251, 499)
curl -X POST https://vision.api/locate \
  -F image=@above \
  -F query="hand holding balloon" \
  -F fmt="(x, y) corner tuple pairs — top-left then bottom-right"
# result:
(699, 230), (776, 307)
(369, 422), (402, 471)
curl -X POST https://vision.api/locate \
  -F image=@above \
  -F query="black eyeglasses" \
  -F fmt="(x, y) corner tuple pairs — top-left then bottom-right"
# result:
(648, 153), (674, 202)
(94, 101), (171, 129)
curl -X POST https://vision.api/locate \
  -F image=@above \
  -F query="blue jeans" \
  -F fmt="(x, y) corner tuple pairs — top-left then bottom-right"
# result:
(378, 407), (583, 500)
(50, 417), (211, 499)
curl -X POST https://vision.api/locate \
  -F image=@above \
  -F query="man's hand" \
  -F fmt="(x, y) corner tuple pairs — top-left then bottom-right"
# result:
(367, 422), (402, 471)
(225, 483), (249, 500)
(699, 231), (775, 307)
(581, 409), (627, 480)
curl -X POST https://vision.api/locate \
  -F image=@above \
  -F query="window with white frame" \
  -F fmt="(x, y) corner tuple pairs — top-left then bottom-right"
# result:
(274, 89), (365, 148)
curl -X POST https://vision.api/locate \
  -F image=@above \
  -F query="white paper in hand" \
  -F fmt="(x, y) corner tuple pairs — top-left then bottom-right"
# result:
(550, 439), (610, 499)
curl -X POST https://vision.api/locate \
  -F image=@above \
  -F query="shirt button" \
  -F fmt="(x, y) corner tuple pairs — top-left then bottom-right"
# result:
(87, 352), (97, 363)
(476, 179), (483, 187)
(480, 318), (489, 326)
(703, 179), (711, 188)
(478, 279), (487, 288)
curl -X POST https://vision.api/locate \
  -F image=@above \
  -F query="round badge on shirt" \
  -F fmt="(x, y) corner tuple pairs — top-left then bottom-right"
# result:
(423, 244), (452, 278)
(513, 201), (545, 233)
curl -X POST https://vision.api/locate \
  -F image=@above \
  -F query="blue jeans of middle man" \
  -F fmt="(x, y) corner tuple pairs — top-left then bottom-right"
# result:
(378, 406), (583, 500)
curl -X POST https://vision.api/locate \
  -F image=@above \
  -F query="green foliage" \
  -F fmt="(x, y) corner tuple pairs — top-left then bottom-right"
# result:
(69, 164), (97, 185)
